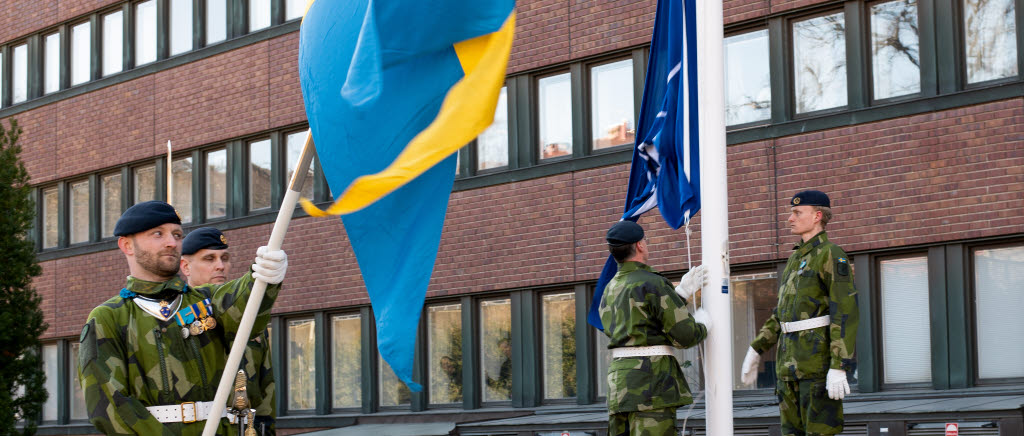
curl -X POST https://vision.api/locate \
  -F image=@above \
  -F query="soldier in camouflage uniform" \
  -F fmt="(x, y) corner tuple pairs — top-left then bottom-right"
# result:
(77, 201), (288, 435)
(740, 191), (859, 436)
(180, 227), (276, 435)
(598, 220), (712, 436)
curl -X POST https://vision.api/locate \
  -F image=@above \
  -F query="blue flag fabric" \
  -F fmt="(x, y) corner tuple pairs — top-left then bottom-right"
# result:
(299, 0), (515, 390)
(588, 0), (701, 330)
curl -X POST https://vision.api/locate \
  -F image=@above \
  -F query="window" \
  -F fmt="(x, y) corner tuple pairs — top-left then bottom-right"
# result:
(172, 157), (193, 223)
(379, 354), (411, 407)
(206, 148), (227, 219)
(285, 0), (307, 20)
(793, 12), (848, 113)
(286, 130), (314, 199)
(70, 343), (87, 420)
(594, 328), (611, 398)
(731, 272), (779, 390)
(12, 43), (28, 104)
(287, 318), (316, 410)
(538, 73), (572, 160)
(871, 0), (920, 99)
(169, 0), (193, 56)
(249, 0), (271, 32)
(880, 256), (931, 384)
(249, 139), (272, 211)
(71, 22), (91, 85)
(974, 244), (1024, 379)
(44, 32), (61, 94)
(135, 0), (157, 66)
(427, 303), (462, 405)
(69, 180), (90, 244)
(590, 59), (635, 150)
(476, 86), (509, 170)
(963, 0), (1018, 83)
(480, 298), (511, 402)
(540, 292), (576, 399)
(42, 343), (58, 422)
(207, 0), (227, 44)
(725, 30), (771, 125)
(100, 173), (122, 237)
(42, 187), (58, 249)
(332, 313), (361, 409)
(0, 53), (4, 105)
(133, 164), (156, 204)
(103, 11), (124, 76)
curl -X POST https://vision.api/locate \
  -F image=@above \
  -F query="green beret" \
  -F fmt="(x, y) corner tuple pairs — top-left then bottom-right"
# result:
(182, 227), (228, 255)
(606, 220), (644, 246)
(791, 190), (830, 208)
(113, 201), (182, 236)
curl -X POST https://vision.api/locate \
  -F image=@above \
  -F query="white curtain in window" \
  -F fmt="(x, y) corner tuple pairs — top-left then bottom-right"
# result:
(880, 256), (931, 384)
(975, 245), (1024, 379)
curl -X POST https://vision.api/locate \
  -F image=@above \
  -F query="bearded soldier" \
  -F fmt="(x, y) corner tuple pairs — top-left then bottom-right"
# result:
(740, 190), (859, 436)
(180, 227), (276, 436)
(77, 201), (288, 435)
(599, 220), (712, 436)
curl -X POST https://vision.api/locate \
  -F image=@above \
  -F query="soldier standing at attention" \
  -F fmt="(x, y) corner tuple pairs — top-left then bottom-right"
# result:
(180, 227), (276, 435)
(599, 220), (712, 436)
(740, 190), (859, 436)
(77, 201), (288, 435)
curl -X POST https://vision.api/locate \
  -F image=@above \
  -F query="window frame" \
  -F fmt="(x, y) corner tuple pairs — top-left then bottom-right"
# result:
(584, 55), (639, 155)
(283, 315), (318, 413)
(957, 0), (1023, 88)
(327, 310), (364, 412)
(472, 83), (512, 174)
(66, 177), (92, 246)
(533, 69), (576, 165)
(968, 240), (1024, 385)
(423, 299), (465, 408)
(874, 251), (934, 390)
(788, 8), (852, 118)
(724, 26), (774, 129)
(865, 0), (926, 104)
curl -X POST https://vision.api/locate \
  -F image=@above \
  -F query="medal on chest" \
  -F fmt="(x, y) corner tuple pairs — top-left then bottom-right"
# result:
(175, 298), (216, 339)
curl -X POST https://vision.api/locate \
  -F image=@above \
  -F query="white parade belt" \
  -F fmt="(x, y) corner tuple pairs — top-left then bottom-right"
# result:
(145, 401), (248, 424)
(780, 315), (831, 334)
(611, 345), (675, 358)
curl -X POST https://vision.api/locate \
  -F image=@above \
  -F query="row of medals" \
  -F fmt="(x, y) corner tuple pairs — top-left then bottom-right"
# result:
(158, 299), (217, 339)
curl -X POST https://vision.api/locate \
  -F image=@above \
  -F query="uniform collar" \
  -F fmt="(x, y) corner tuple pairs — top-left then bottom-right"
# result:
(794, 231), (829, 255)
(616, 261), (653, 274)
(125, 275), (187, 297)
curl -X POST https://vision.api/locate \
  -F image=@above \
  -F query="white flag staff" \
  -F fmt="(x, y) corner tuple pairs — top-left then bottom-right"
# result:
(202, 133), (315, 436)
(166, 141), (173, 205)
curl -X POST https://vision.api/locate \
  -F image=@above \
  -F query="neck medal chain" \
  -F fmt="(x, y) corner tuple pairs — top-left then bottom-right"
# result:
(174, 298), (216, 339)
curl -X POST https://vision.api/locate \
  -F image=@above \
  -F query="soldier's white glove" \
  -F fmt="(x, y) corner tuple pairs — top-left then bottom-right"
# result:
(674, 264), (707, 302)
(692, 308), (712, 332)
(826, 369), (850, 400)
(252, 246), (287, 285)
(741, 347), (760, 386)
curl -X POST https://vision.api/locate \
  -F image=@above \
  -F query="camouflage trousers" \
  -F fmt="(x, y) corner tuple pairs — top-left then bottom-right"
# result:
(608, 407), (677, 436)
(777, 379), (843, 436)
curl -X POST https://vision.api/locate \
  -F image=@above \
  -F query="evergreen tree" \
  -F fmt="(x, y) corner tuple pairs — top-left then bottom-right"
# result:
(0, 119), (48, 435)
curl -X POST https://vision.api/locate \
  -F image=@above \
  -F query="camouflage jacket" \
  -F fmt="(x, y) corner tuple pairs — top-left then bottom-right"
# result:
(750, 231), (859, 381)
(77, 272), (280, 435)
(599, 261), (708, 413)
(242, 329), (275, 425)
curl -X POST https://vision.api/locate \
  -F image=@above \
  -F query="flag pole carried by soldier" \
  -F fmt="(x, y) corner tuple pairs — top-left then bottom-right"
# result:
(181, 227), (277, 436)
(599, 220), (713, 436)
(740, 190), (860, 436)
(76, 201), (288, 435)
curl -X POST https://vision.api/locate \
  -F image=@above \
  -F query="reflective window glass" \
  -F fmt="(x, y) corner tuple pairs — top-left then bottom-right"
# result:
(286, 0), (307, 20)
(286, 131), (315, 199)
(595, 327), (611, 398)
(249, 139), (272, 211)
(42, 187), (58, 248)
(731, 272), (780, 390)
(101, 173), (122, 237)
(172, 157), (192, 223)
(71, 22), (92, 85)
(206, 149), (227, 219)
(44, 33), (61, 94)
(207, 0), (227, 44)
(70, 343), (87, 419)
(541, 292), (576, 399)
(725, 30), (771, 125)
(793, 12), (848, 113)
(70, 180), (90, 244)
(427, 303), (462, 404)
(12, 44), (28, 103)
(135, 0), (157, 66)
(964, 0), (1018, 83)
(249, 0), (271, 32)
(871, 0), (920, 99)
(480, 298), (511, 402)
(880, 256), (931, 384)
(975, 245), (1024, 379)
(477, 86), (509, 170)
(103, 11), (124, 76)
(0, 53), (4, 105)
(134, 164), (156, 204)
(169, 0), (193, 55)
(332, 314), (361, 409)
(287, 318), (316, 410)
(590, 59), (635, 150)
(42, 343), (58, 421)
(379, 355), (411, 407)
(538, 73), (572, 160)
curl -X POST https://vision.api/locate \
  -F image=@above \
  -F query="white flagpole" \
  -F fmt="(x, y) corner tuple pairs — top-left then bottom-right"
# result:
(697, 0), (733, 434)
(201, 134), (316, 436)
(166, 141), (173, 205)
